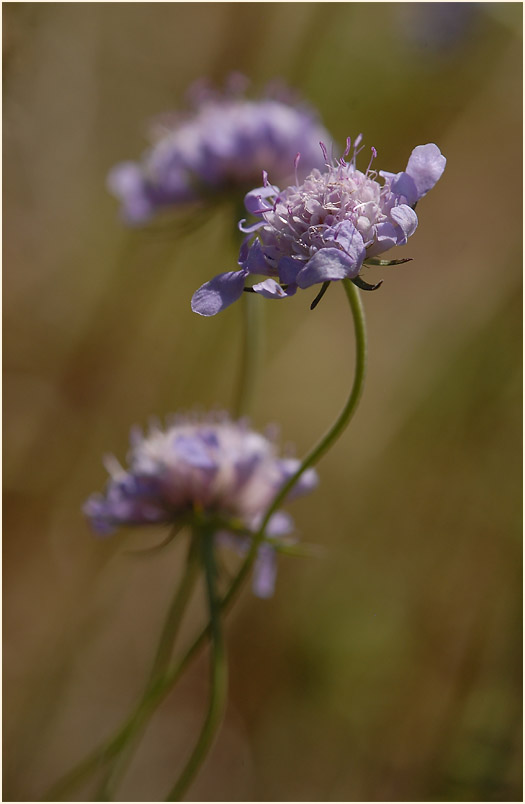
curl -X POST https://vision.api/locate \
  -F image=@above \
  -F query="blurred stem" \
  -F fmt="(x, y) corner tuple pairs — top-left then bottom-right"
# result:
(147, 534), (200, 684)
(42, 279), (365, 802)
(232, 200), (263, 419)
(150, 279), (367, 708)
(166, 531), (228, 801)
(259, 279), (366, 532)
(43, 532), (200, 802)
(233, 291), (263, 418)
(94, 533), (201, 801)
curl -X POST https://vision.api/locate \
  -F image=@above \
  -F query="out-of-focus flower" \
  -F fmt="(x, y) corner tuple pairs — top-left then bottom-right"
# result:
(84, 412), (318, 597)
(398, 2), (481, 54)
(191, 139), (446, 316)
(108, 74), (332, 225)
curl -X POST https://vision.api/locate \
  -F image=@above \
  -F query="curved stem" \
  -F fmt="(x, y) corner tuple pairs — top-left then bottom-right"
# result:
(43, 279), (365, 801)
(166, 532), (228, 801)
(233, 290), (263, 418)
(229, 278), (367, 592)
(161, 280), (365, 687)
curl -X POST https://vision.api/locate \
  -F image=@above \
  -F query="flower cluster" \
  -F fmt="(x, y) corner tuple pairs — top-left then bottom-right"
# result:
(84, 412), (318, 597)
(191, 139), (446, 316)
(108, 74), (332, 225)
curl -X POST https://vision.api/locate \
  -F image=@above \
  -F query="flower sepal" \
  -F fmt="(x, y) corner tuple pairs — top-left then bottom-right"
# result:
(351, 275), (384, 291)
(364, 257), (413, 267)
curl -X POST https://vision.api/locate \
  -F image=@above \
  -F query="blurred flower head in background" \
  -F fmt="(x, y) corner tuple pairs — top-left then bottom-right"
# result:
(83, 411), (318, 597)
(107, 73), (333, 225)
(398, 2), (481, 54)
(191, 140), (446, 316)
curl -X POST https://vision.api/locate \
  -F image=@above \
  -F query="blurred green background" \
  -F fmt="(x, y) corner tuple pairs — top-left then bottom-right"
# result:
(3, 3), (522, 801)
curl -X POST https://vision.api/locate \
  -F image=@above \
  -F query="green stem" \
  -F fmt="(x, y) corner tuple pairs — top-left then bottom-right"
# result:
(148, 536), (201, 684)
(166, 532), (228, 801)
(156, 280), (365, 694)
(95, 535), (201, 801)
(233, 290), (263, 418)
(43, 534), (200, 802)
(138, 278), (366, 744)
(43, 279), (365, 801)
(232, 199), (264, 419)
(228, 278), (367, 593)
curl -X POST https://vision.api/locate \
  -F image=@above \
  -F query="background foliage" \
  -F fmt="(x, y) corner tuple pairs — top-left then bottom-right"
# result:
(4, 3), (522, 801)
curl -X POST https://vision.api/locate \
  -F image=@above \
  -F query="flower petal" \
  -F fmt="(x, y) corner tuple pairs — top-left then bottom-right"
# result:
(389, 171), (419, 207)
(296, 226), (365, 288)
(191, 270), (249, 316)
(390, 204), (418, 243)
(266, 510), (294, 536)
(365, 221), (399, 258)
(252, 544), (277, 598)
(296, 250), (351, 287)
(327, 219), (367, 257)
(405, 143), (446, 200)
(244, 183), (279, 214)
(239, 238), (274, 275)
(107, 163), (154, 224)
(252, 278), (295, 299)
(278, 256), (303, 285)
(173, 434), (217, 470)
(278, 459), (319, 499)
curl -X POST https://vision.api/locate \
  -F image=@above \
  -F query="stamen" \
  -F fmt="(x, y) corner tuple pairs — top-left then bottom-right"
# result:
(350, 133), (365, 167)
(294, 153), (301, 186)
(319, 141), (329, 165)
(366, 146), (377, 175)
(343, 136), (352, 158)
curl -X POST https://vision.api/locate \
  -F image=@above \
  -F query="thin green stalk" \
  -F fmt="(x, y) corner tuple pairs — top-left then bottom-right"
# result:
(94, 535), (201, 801)
(228, 278), (367, 593)
(43, 279), (365, 801)
(43, 534), (200, 802)
(232, 199), (264, 419)
(233, 290), (263, 418)
(147, 536), (201, 684)
(131, 278), (367, 746)
(156, 280), (365, 690)
(166, 533), (228, 801)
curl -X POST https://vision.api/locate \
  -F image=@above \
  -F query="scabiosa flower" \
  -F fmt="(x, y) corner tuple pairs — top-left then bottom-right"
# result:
(191, 138), (446, 316)
(83, 412), (318, 597)
(108, 74), (333, 225)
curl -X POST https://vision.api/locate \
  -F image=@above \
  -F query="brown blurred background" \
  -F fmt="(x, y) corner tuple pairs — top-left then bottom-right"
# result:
(3, 3), (522, 801)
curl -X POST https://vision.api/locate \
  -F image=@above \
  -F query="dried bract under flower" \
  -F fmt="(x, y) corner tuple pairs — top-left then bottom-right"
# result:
(191, 140), (446, 316)
(83, 412), (318, 597)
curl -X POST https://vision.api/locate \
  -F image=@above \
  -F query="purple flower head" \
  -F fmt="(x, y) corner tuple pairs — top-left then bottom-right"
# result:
(191, 139), (446, 316)
(108, 74), (333, 225)
(83, 411), (318, 597)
